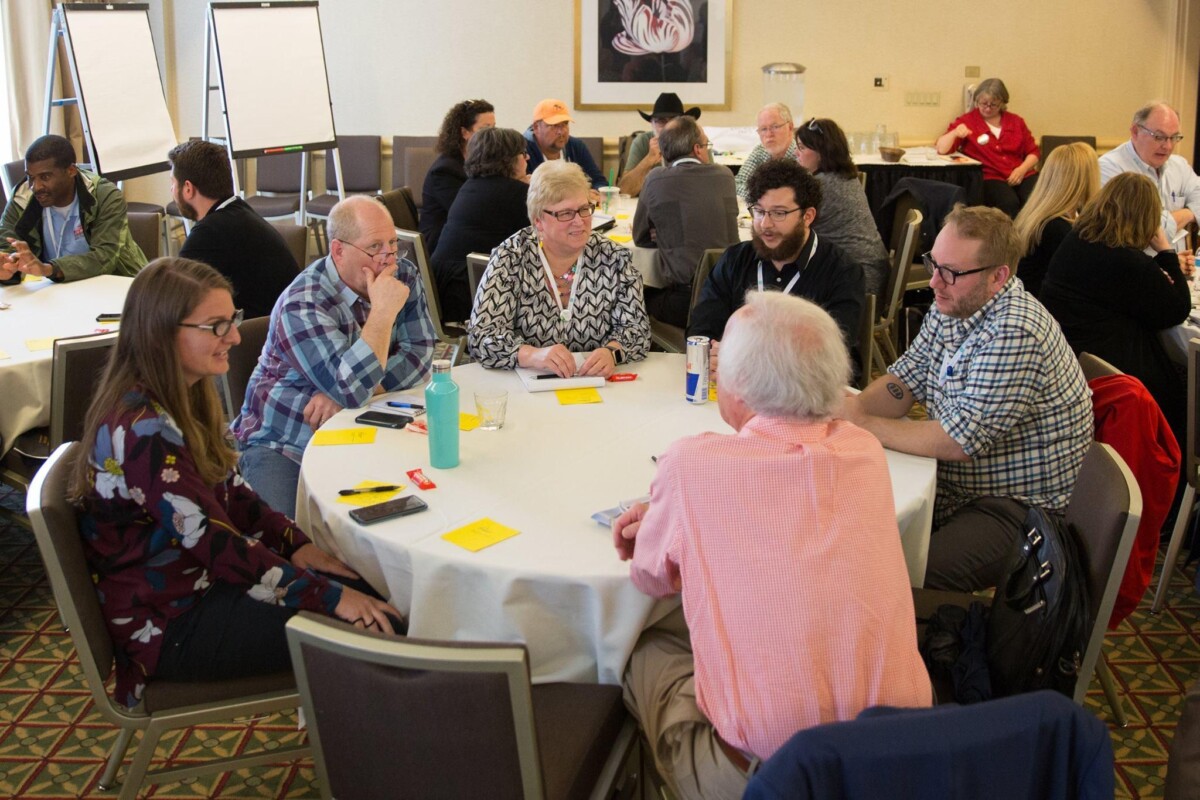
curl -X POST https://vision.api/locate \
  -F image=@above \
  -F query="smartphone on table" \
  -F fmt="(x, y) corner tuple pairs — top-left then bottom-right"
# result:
(355, 410), (411, 429)
(349, 495), (429, 525)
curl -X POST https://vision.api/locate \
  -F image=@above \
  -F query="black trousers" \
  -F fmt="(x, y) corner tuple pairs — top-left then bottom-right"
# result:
(982, 175), (1037, 219)
(156, 573), (403, 683)
(645, 284), (693, 329)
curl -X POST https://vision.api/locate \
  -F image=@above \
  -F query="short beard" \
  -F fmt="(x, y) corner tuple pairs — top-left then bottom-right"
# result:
(751, 225), (808, 263)
(177, 196), (199, 222)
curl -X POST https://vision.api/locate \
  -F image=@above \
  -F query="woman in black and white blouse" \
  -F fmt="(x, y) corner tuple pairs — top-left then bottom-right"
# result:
(468, 160), (650, 376)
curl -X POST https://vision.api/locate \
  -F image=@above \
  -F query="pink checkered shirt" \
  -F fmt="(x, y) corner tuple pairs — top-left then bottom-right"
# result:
(630, 415), (933, 760)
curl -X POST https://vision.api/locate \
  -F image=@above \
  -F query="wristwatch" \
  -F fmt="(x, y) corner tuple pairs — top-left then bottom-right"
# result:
(605, 344), (625, 364)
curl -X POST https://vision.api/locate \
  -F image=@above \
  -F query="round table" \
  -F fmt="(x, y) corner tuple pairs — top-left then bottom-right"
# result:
(0, 274), (133, 455)
(296, 353), (937, 684)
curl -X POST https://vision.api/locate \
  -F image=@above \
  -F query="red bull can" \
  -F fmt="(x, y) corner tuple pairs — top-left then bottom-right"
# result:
(686, 336), (710, 404)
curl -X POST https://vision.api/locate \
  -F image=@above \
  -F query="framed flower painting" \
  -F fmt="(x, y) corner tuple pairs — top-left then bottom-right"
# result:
(575, 0), (732, 110)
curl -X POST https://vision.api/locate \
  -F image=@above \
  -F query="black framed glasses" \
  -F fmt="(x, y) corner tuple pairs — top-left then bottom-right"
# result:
(338, 238), (401, 261)
(543, 204), (596, 222)
(1137, 124), (1185, 145)
(921, 252), (1000, 285)
(748, 206), (801, 222)
(179, 308), (244, 337)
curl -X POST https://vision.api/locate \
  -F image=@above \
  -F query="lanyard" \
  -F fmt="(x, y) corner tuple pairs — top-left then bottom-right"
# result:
(757, 232), (818, 295)
(44, 204), (76, 258)
(538, 241), (582, 325)
(671, 157), (701, 167)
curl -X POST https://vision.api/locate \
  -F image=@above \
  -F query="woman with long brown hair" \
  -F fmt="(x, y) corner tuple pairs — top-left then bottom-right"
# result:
(72, 257), (400, 708)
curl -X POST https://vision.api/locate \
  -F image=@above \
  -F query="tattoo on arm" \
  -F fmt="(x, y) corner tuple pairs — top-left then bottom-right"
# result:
(886, 382), (904, 400)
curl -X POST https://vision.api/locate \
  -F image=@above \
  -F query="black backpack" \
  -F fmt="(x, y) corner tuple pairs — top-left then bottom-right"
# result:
(986, 506), (1091, 697)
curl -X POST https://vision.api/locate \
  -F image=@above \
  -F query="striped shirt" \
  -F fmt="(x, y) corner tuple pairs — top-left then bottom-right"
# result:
(630, 415), (932, 760)
(735, 142), (798, 199)
(889, 279), (1092, 522)
(232, 255), (436, 463)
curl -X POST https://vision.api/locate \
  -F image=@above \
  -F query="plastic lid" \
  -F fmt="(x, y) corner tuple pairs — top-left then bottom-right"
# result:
(761, 62), (806, 74)
(432, 359), (451, 373)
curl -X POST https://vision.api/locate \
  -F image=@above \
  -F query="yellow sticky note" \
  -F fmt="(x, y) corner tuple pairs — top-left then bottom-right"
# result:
(310, 427), (378, 446)
(0, 349), (9, 360)
(607, 234), (633, 243)
(335, 480), (404, 506)
(556, 387), (603, 405)
(459, 412), (480, 431)
(615, 213), (630, 220)
(442, 518), (520, 552)
(708, 380), (718, 402)
(25, 338), (54, 352)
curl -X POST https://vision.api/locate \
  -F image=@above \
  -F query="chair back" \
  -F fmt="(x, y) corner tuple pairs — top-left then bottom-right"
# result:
(26, 443), (123, 718)
(255, 151), (305, 193)
(579, 137), (604, 172)
(856, 293), (876, 389)
(268, 220), (309, 271)
(324, 135), (381, 193)
(404, 147), (438, 207)
(377, 187), (420, 231)
(1064, 441), (1142, 704)
(395, 228), (466, 351)
(1077, 351), (1120, 383)
(2, 159), (24, 197)
(50, 332), (117, 448)
(1040, 135), (1097, 162)
(648, 247), (726, 354)
(1187, 338), (1200, 490)
(286, 613), (544, 800)
(879, 208), (922, 334)
(126, 211), (162, 260)
(224, 316), (270, 418)
(689, 247), (724, 318)
(390, 135), (438, 192)
(466, 251), (490, 304)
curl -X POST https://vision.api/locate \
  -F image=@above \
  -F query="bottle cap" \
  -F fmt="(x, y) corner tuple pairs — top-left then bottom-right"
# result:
(432, 359), (452, 373)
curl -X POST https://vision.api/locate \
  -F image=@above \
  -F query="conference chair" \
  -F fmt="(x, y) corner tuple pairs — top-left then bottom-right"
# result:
(285, 612), (638, 800)
(912, 442), (1142, 724)
(856, 294), (877, 389)
(1040, 135), (1097, 162)
(245, 151), (305, 222)
(394, 228), (467, 363)
(647, 247), (724, 354)
(1166, 677), (1200, 800)
(269, 220), (310, 271)
(2, 159), (24, 197)
(870, 207), (922, 374)
(126, 211), (162, 260)
(1152, 337), (1200, 613)
(580, 137), (605, 177)
(26, 443), (310, 800)
(467, 251), (490, 302)
(306, 135), (382, 253)
(377, 186), (420, 232)
(390, 135), (438, 202)
(219, 315), (270, 421)
(743, 691), (1114, 800)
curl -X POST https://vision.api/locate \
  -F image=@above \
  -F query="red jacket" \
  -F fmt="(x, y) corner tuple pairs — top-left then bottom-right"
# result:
(946, 108), (1039, 182)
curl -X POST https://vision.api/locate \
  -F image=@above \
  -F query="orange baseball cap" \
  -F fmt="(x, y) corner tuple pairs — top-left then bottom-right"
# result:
(533, 98), (573, 125)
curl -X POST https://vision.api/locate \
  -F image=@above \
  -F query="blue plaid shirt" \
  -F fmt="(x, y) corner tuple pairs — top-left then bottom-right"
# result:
(232, 255), (436, 462)
(889, 278), (1093, 522)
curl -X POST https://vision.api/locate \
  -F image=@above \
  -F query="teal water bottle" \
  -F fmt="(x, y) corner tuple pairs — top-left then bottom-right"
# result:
(425, 359), (459, 468)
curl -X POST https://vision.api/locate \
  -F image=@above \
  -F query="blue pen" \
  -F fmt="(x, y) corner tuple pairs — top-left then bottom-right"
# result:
(386, 401), (425, 410)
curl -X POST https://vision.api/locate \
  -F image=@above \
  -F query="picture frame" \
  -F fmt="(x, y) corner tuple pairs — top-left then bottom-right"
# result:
(574, 0), (732, 111)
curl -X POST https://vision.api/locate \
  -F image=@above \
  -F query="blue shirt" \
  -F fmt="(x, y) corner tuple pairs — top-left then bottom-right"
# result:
(40, 195), (88, 261)
(232, 255), (437, 463)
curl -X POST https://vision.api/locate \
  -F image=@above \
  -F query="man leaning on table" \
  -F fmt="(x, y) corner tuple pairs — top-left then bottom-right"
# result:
(614, 292), (931, 800)
(0, 134), (145, 285)
(617, 92), (701, 197)
(835, 204), (1092, 592)
(231, 196), (436, 519)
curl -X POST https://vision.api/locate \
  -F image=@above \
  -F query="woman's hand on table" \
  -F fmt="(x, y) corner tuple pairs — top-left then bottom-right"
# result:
(578, 347), (616, 377)
(334, 586), (404, 634)
(953, 124), (971, 139)
(291, 542), (361, 580)
(520, 343), (576, 376)
(613, 502), (648, 561)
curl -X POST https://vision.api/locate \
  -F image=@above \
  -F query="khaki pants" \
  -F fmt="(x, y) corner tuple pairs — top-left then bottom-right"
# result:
(622, 607), (752, 800)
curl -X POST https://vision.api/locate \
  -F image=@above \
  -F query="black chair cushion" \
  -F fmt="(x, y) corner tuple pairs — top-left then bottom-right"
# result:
(246, 195), (302, 218)
(532, 682), (627, 800)
(142, 670), (296, 713)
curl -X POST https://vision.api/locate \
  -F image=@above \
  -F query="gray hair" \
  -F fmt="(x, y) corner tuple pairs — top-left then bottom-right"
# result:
(658, 116), (701, 163)
(327, 194), (381, 244)
(974, 78), (1009, 109)
(465, 127), (526, 179)
(1132, 100), (1179, 126)
(761, 102), (793, 124)
(719, 292), (850, 419)
(526, 160), (590, 223)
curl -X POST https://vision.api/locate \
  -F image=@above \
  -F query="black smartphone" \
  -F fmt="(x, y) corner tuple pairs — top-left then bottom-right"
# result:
(355, 410), (410, 429)
(95, 313), (121, 322)
(349, 495), (429, 525)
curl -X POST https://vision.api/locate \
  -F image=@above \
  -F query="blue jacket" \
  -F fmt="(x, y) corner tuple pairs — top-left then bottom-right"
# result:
(523, 129), (608, 189)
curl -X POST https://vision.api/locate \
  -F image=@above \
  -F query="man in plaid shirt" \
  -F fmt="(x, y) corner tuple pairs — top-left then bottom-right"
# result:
(837, 205), (1092, 591)
(232, 196), (436, 517)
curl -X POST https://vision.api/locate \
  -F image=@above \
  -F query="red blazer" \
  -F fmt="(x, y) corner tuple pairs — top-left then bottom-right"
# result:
(946, 108), (1040, 182)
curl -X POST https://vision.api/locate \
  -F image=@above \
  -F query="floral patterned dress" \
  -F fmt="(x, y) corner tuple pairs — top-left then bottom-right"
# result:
(79, 389), (341, 707)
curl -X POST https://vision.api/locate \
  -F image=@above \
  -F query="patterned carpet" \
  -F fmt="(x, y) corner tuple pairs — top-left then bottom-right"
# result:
(0, 478), (1196, 799)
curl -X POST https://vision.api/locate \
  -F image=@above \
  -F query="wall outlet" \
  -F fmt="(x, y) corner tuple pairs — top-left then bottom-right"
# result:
(873, 75), (889, 90)
(965, 65), (981, 78)
(904, 91), (942, 107)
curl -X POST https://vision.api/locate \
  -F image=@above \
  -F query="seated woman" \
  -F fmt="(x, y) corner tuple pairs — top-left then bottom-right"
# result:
(1039, 173), (1192, 446)
(70, 257), (401, 708)
(794, 117), (890, 298)
(1012, 142), (1099, 297)
(419, 99), (495, 253)
(936, 78), (1039, 218)
(431, 127), (531, 323)
(468, 160), (650, 376)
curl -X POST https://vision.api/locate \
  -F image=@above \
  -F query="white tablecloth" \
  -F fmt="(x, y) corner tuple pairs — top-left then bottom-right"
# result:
(0, 275), (133, 454)
(296, 353), (937, 684)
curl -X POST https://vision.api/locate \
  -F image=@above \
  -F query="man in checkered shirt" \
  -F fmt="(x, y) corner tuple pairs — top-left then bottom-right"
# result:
(232, 196), (436, 518)
(837, 204), (1092, 592)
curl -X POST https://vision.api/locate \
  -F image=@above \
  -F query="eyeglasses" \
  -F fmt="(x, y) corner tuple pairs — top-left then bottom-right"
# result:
(748, 205), (801, 222)
(179, 308), (244, 338)
(975, 99), (1002, 110)
(1137, 124), (1185, 145)
(756, 122), (790, 136)
(543, 204), (596, 222)
(338, 238), (401, 261)
(922, 252), (1000, 285)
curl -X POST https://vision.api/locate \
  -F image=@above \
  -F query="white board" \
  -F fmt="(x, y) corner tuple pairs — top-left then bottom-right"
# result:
(210, 2), (337, 156)
(61, 4), (178, 180)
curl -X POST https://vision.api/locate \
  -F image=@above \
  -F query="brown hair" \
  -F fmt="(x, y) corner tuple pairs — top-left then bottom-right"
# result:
(1073, 172), (1160, 249)
(70, 258), (239, 499)
(794, 118), (857, 179)
(944, 204), (1021, 277)
(435, 99), (495, 159)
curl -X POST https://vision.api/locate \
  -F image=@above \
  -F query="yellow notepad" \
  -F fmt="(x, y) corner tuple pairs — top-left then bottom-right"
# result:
(607, 234), (633, 243)
(556, 387), (603, 405)
(0, 348), (10, 360)
(335, 480), (404, 506)
(310, 427), (377, 446)
(25, 338), (54, 352)
(442, 518), (520, 552)
(459, 412), (480, 431)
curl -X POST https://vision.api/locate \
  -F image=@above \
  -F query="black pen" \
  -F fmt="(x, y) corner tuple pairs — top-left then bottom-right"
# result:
(338, 485), (401, 496)
(533, 373), (574, 380)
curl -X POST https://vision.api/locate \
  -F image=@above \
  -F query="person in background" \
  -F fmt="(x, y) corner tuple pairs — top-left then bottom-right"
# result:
(72, 257), (401, 709)
(794, 117), (890, 298)
(617, 92), (702, 198)
(734, 103), (797, 200)
(523, 98), (608, 192)
(1012, 141), (1100, 297)
(420, 99), (495, 254)
(936, 78), (1039, 218)
(431, 127), (530, 323)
